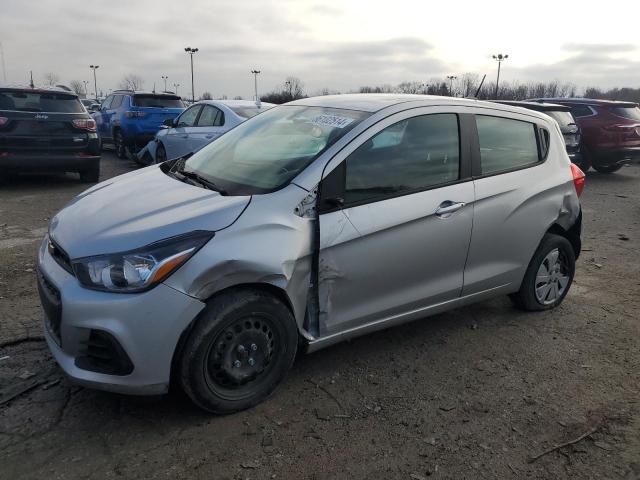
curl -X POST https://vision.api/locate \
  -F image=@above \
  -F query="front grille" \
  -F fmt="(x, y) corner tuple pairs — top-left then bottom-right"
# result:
(48, 238), (74, 275)
(75, 330), (134, 376)
(37, 269), (62, 345)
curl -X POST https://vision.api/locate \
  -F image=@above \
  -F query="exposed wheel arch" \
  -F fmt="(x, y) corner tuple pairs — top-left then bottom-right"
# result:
(546, 210), (582, 260)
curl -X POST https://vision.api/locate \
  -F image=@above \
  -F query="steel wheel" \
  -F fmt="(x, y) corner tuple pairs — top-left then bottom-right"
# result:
(534, 248), (570, 305)
(204, 314), (278, 401)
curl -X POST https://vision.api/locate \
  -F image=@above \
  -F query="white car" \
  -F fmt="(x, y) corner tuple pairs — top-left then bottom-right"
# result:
(137, 100), (275, 164)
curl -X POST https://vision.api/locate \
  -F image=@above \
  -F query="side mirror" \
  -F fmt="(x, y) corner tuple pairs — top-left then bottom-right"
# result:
(163, 118), (175, 127)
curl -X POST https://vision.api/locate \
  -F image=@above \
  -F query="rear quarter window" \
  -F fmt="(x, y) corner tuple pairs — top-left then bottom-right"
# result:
(570, 105), (596, 118)
(476, 115), (540, 175)
(610, 106), (640, 121)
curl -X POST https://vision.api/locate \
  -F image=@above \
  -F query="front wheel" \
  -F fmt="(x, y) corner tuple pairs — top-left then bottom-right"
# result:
(155, 143), (167, 164)
(179, 289), (298, 414)
(510, 233), (575, 311)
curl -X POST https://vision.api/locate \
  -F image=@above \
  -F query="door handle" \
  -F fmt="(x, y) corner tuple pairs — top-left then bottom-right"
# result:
(205, 134), (214, 139)
(435, 201), (465, 218)
(180, 135), (188, 138)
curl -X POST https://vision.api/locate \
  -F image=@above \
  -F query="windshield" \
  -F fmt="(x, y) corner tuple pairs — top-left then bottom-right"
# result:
(230, 105), (274, 119)
(132, 95), (184, 108)
(610, 106), (640, 121)
(0, 91), (84, 113)
(183, 105), (369, 194)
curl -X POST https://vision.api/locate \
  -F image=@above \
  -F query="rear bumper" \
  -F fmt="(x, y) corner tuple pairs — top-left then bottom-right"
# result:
(593, 147), (640, 164)
(0, 153), (100, 171)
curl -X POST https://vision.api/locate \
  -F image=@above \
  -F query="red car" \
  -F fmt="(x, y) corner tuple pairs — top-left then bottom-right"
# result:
(528, 98), (640, 173)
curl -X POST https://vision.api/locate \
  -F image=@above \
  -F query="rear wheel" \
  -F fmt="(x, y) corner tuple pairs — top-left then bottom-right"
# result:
(592, 163), (623, 174)
(79, 165), (100, 183)
(510, 233), (575, 311)
(113, 129), (127, 159)
(179, 289), (298, 414)
(155, 143), (167, 164)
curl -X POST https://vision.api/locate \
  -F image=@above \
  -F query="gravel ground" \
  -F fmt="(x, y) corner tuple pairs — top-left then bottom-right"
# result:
(1, 153), (639, 480)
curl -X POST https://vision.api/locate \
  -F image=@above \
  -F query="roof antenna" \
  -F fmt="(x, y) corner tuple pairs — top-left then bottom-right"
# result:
(474, 74), (486, 98)
(29, 70), (34, 88)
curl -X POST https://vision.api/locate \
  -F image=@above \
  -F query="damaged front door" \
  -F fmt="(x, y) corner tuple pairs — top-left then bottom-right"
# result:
(316, 112), (474, 337)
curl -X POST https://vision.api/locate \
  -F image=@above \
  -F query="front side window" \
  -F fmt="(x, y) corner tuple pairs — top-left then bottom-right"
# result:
(177, 105), (201, 127)
(197, 105), (224, 127)
(344, 114), (460, 205)
(183, 106), (369, 194)
(476, 115), (540, 175)
(101, 95), (114, 110)
(110, 95), (123, 109)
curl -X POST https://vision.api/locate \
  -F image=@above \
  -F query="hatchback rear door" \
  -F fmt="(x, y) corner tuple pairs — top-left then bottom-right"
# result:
(315, 107), (475, 337)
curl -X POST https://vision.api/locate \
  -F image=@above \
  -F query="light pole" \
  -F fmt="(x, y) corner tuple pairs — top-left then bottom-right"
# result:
(89, 65), (99, 101)
(250, 69), (260, 101)
(492, 54), (508, 99)
(83, 80), (89, 97)
(446, 75), (457, 97)
(184, 47), (198, 102)
(161, 75), (168, 92)
(173, 83), (180, 95)
(285, 80), (292, 99)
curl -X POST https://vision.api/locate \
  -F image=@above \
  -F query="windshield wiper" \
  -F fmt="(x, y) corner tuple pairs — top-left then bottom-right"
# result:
(177, 168), (228, 195)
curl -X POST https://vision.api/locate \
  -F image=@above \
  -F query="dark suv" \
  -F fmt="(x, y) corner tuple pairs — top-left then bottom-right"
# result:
(494, 100), (583, 167)
(0, 86), (100, 182)
(92, 90), (185, 158)
(528, 98), (640, 173)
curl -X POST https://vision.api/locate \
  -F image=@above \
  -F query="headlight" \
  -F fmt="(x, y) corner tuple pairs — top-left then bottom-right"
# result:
(72, 231), (213, 293)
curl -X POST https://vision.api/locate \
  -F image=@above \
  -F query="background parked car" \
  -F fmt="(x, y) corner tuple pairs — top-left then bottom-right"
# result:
(91, 90), (185, 159)
(0, 86), (101, 182)
(494, 100), (584, 169)
(136, 100), (275, 164)
(80, 98), (99, 112)
(527, 98), (640, 173)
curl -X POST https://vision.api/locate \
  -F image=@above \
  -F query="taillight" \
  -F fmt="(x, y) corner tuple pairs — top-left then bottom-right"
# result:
(570, 163), (585, 197)
(125, 111), (147, 118)
(0, 116), (8, 127)
(72, 118), (97, 132)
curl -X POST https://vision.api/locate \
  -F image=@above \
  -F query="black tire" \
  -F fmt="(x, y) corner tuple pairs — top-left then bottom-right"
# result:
(179, 288), (298, 414)
(510, 233), (575, 311)
(592, 163), (623, 174)
(113, 129), (127, 159)
(79, 165), (100, 183)
(574, 147), (592, 172)
(155, 143), (167, 164)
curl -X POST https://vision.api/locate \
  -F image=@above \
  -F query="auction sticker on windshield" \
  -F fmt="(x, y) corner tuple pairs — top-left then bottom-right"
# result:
(310, 114), (355, 129)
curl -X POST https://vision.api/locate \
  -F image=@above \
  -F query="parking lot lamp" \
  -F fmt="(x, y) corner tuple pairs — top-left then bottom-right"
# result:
(184, 47), (199, 102)
(173, 83), (180, 95)
(89, 65), (99, 101)
(446, 75), (457, 97)
(251, 70), (261, 102)
(492, 54), (508, 99)
(161, 75), (168, 92)
(82, 80), (89, 97)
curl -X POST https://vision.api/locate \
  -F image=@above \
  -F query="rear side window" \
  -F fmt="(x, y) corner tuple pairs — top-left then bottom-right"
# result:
(610, 106), (640, 121)
(344, 113), (460, 205)
(133, 95), (184, 108)
(230, 105), (273, 118)
(110, 95), (124, 109)
(196, 105), (224, 126)
(570, 105), (595, 118)
(0, 91), (84, 113)
(476, 115), (540, 175)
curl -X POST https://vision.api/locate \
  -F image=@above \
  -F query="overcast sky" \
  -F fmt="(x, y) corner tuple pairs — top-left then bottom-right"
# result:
(1, 0), (639, 99)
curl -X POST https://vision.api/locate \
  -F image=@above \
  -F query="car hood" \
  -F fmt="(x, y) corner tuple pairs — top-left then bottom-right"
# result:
(49, 166), (250, 258)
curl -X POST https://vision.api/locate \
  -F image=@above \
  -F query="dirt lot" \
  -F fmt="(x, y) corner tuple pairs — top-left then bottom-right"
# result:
(1, 153), (639, 479)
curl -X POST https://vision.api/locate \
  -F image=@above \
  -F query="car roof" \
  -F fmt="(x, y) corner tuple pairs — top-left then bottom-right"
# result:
(0, 85), (79, 96)
(528, 97), (638, 108)
(196, 99), (276, 108)
(112, 90), (181, 97)
(493, 100), (571, 112)
(287, 93), (553, 120)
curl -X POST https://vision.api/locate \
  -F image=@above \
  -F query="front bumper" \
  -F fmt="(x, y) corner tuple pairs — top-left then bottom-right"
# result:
(37, 237), (205, 395)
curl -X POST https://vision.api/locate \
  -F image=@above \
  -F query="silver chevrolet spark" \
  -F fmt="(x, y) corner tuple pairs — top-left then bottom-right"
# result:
(38, 94), (585, 413)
